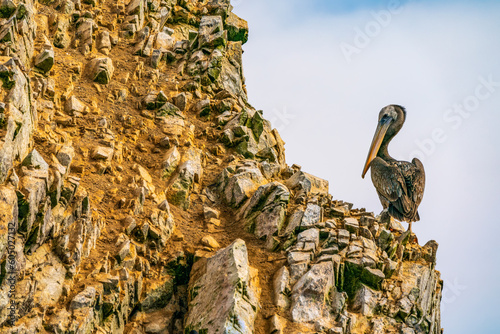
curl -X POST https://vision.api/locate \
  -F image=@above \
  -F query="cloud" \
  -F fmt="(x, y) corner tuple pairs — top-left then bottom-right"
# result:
(234, 1), (500, 333)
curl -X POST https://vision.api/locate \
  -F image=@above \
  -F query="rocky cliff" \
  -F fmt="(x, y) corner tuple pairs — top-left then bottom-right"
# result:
(0, 1), (443, 333)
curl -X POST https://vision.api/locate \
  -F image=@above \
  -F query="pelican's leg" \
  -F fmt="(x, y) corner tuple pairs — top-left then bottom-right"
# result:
(408, 221), (412, 233)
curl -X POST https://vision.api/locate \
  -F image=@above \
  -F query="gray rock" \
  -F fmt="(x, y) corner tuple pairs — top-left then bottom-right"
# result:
(158, 200), (171, 212)
(402, 327), (416, 334)
(325, 219), (337, 229)
(290, 261), (334, 323)
(162, 146), (180, 179)
(167, 147), (203, 209)
(296, 228), (319, 251)
(359, 226), (374, 240)
(151, 49), (162, 68)
(203, 206), (220, 220)
(239, 181), (289, 245)
(75, 18), (93, 51)
(88, 57), (114, 84)
(360, 215), (377, 227)
(142, 90), (158, 110)
(172, 93), (187, 111)
(218, 45), (246, 99)
(273, 266), (290, 310)
(344, 217), (359, 234)
(329, 327), (344, 334)
(55, 215), (99, 270)
(320, 246), (339, 256)
(65, 95), (85, 115)
(383, 257), (398, 278)
(18, 175), (47, 234)
(0, 185), (18, 259)
(24, 198), (54, 253)
(127, 0), (144, 16)
(287, 251), (312, 265)
(206, 0), (232, 16)
(157, 102), (181, 118)
(218, 160), (266, 208)
(155, 31), (175, 52)
(122, 216), (137, 235)
(361, 267), (385, 290)
(34, 48), (54, 73)
(361, 236), (377, 251)
(191, 99), (211, 116)
(70, 286), (97, 310)
(225, 12), (249, 44)
(289, 262), (309, 285)
(399, 261), (442, 331)
(347, 244), (363, 258)
(116, 238), (131, 262)
(352, 284), (381, 316)
(221, 108), (283, 163)
(96, 30), (112, 53)
(152, 90), (168, 106)
(54, 16), (71, 48)
(198, 16), (226, 47)
(371, 318), (385, 334)
(284, 171), (329, 195)
(389, 219), (405, 233)
(331, 288), (347, 315)
(141, 279), (174, 312)
(56, 145), (74, 168)
(378, 229), (394, 251)
(33, 247), (67, 306)
(422, 240), (439, 264)
(235, 128), (259, 158)
(133, 26), (150, 54)
(69, 307), (95, 333)
(259, 161), (280, 179)
(22, 149), (49, 170)
(280, 207), (304, 236)
(338, 229), (350, 248)
(92, 146), (114, 160)
(397, 296), (413, 319)
(300, 203), (321, 228)
(185, 239), (259, 334)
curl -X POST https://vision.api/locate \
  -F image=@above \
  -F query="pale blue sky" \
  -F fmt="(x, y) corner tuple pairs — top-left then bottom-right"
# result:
(234, 1), (500, 333)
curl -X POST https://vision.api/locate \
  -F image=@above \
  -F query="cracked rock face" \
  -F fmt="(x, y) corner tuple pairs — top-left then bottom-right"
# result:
(0, 0), (442, 333)
(185, 239), (260, 334)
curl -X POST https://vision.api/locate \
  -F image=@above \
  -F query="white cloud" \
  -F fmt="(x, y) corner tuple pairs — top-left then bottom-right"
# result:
(234, 1), (500, 333)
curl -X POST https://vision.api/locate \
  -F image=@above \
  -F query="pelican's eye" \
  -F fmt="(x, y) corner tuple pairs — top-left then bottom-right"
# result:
(380, 114), (393, 124)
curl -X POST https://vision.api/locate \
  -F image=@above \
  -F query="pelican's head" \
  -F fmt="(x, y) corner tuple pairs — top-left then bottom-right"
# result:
(362, 105), (406, 178)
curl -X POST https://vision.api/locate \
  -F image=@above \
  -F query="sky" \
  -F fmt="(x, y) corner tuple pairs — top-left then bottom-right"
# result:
(233, 1), (500, 333)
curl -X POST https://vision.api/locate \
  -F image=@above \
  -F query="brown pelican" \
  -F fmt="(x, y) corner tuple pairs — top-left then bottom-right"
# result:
(362, 105), (425, 231)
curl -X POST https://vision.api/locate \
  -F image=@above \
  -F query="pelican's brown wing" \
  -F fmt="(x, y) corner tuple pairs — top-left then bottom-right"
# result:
(410, 158), (425, 208)
(370, 157), (425, 222)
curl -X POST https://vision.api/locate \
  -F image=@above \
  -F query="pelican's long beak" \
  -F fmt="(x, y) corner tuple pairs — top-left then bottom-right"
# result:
(362, 117), (392, 178)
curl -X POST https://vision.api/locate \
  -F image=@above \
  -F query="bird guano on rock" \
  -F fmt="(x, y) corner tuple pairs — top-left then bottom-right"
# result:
(362, 105), (426, 231)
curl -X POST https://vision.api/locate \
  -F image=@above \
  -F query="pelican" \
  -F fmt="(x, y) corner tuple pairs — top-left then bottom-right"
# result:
(362, 105), (425, 231)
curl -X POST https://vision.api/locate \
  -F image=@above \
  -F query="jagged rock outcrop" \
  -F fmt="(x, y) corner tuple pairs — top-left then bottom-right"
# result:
(0, 0), (442, 333)
(0, 57), (35, 184)
(185, 239), (260, 333)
